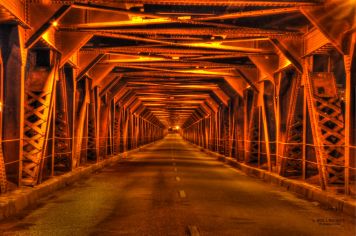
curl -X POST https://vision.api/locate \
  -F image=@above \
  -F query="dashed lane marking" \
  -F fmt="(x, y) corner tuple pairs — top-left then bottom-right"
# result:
(174, 168), (178, 172)
(187, 225), (200, 236)
(179, 190), (186, 198)
(176, 176), (181, 182)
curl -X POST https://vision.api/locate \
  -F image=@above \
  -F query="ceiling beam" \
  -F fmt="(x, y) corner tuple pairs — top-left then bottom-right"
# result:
(196, 7), (301, 21)
(62, 27), (301, 38)
(25, 5), (71, 48)
(44, 0), (323, 7)
(76, 54), (105, 81)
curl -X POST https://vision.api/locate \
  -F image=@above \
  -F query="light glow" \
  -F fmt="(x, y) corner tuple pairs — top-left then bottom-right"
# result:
(42, 31), (51, 43)
(131, 16), (143, 22)
(178, 16), (191, 20)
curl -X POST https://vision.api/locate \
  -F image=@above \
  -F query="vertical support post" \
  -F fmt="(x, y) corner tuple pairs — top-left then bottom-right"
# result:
(0, 46), (6, 192)
(258, 107), (261, 168)
(243, 93), (249, 162)
(1, 26), (26, 187)
(72, 77), (89, 168)
(51, 82), (56, 177)
(95, 87), (100, 161)
(344, 55), (351, 195)
(302, 85), (307, 180)
(261, 102), (272, 171)
(275, 75), (281, 173)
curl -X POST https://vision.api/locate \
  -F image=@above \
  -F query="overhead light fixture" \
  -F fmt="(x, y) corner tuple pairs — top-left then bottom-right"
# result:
(52, 21), (58, 27)
(178, 16), (191, 20)
(131, 16), (143, 22)
(211, 42), (222, 47)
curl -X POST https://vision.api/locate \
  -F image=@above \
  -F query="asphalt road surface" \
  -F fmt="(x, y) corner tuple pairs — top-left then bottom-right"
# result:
(0, 134), (355, 236)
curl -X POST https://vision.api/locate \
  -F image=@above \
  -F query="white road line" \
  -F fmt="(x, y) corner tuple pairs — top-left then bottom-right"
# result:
(176, 176), (181, 182)
(174, 168), (178, 172)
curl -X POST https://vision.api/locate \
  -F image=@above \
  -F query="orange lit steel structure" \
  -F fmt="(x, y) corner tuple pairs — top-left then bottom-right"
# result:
(0, 0), (355, 196)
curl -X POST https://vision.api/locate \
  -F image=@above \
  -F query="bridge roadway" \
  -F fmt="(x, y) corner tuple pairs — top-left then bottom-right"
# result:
(0, 134), (354, 236)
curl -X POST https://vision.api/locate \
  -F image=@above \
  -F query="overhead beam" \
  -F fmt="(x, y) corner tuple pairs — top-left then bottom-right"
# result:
(71, 2), (236, 30)
(196, 7), (300, 21)
(41, 0), (322, 7)
(72, 2), (166, 19)
(248, 55), (279, 79)
(25, 5), (71, 48)
(300, 0), (355, 54)
(97, 33), (277, 53)
(270, 38), (303, 73)
(100, 75), (122, 96)
(59, 32), (93, 67)
(76, 54), (105, 81)
(0, 0), (29, 28)
(230, 69), (258, 92)
(62, 27), (301, 38)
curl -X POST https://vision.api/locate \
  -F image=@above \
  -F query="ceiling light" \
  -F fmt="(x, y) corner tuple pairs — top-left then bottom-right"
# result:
(131, 16), (143, 22)
(178, 16), (191, 20)
(211, 42), (222, 47)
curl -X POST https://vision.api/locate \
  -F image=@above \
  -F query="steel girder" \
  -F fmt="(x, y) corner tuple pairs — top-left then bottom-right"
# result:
(28, 0), (322, 7)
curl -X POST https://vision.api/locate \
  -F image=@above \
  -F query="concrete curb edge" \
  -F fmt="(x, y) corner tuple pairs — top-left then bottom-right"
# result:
(0, 140), (161, 221)
(188, 142), (356, 218)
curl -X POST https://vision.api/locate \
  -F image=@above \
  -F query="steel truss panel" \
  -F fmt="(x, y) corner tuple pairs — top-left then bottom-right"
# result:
(306, 72), (345, 190)
(279, 72), (303, 177)
(22, 53), (59, 186)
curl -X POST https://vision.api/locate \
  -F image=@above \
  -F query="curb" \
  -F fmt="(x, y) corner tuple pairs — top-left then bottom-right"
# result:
(188, 142), (356, 218)
(0, 140), (160, 221)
